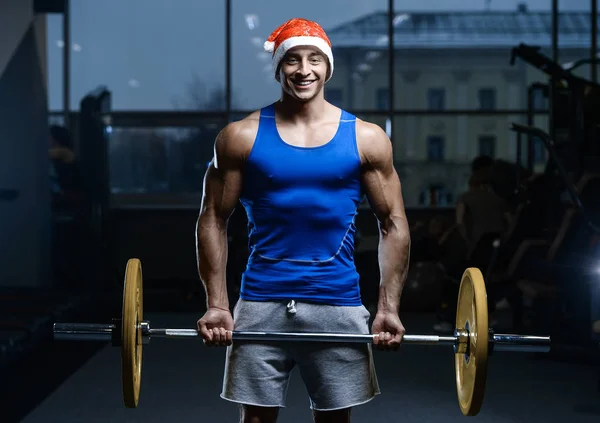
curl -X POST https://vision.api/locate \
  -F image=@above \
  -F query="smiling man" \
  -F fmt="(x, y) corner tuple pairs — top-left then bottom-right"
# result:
(195, 18), (411, 423)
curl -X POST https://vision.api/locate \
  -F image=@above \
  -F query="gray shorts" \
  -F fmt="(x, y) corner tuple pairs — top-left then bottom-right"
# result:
(220, 299), (380, 411)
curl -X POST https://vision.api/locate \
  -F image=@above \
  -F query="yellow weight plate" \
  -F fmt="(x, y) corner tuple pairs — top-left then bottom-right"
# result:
(122, 258), (144, 408)
(455, 267), (489, 416)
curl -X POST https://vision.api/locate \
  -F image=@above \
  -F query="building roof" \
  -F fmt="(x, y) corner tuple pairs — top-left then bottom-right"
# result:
(327, 9), (598, 49)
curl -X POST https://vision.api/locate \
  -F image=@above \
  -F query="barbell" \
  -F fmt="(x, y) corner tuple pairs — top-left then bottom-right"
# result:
(53, 258), (551, 416)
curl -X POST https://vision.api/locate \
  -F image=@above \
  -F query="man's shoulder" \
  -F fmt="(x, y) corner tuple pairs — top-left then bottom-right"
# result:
(221, 110), (261, 141)
(354, 118), (392, 164)
(216, 110), (261, 156)
(355, 119), (390, 146)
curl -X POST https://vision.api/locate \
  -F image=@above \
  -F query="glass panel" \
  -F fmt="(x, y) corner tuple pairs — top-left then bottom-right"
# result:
(48, 113), (65, 127)
(427, 136), (446, 161)
(558, 0), (597, 81)
(531, 111), (551, 171)
(427, 88), (446, 111)
(393, 114), (530, 207)
(376, 88), (390, 111)
(58, 1), (225, 111)
(231, 0), (389, 111)
(478, 135), (496, 158)
(47, 14), (64, 111)
(392, 3), (560, 111)
(108, 119), (227, 195)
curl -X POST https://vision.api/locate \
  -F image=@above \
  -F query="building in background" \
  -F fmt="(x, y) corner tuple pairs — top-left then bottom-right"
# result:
(324, 4), (595, 206)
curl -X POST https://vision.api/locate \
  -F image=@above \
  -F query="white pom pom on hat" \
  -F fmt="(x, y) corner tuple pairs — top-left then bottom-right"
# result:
(263, 40), (275, 53)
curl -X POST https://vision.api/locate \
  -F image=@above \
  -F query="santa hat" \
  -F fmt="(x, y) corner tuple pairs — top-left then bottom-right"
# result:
(263, 18), (334, 81)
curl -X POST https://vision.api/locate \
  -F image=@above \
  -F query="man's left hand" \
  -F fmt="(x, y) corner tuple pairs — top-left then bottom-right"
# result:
(371, 311), (405, 351)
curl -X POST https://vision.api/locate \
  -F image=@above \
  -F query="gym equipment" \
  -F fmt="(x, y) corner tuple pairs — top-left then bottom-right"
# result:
(510, 123), (600, 235)
(53, 259), (551, 416)
(511, 43), (600, 175)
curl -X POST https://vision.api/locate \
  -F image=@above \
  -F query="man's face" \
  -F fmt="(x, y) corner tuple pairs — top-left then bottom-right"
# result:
(278, 46), (329, 102)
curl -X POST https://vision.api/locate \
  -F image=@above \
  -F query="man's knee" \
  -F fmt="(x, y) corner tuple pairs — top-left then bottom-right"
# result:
(240, 404), (280, 423)
(313, 407), (352, 423)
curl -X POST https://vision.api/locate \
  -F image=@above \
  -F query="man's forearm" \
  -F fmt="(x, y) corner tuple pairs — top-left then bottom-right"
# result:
(196, 213), (230, 310)
(377, 215), (411, 313)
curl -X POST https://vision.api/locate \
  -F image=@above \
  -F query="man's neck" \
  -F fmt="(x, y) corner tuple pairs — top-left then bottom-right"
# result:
(276, 95), (328, 124)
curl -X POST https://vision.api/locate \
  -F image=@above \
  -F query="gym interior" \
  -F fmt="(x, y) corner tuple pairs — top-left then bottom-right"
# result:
(1, 0), (599, 421)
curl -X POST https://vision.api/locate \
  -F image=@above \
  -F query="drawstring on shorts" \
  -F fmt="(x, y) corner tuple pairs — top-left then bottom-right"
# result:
(286, 300), (297, 314)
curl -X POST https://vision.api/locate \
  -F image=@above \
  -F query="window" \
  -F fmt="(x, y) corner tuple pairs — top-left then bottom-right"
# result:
(419, 184), (452, 207)
(108, 119), (227, 195)
(47, 14), (64, 111)
(478, 135), (496, 158)
(48, 1), (226, 110)
(391, 5), (565, 111)
(532, 87), (548, 111)
(427, 136), (445, 161)
(558, 0), (594, 66)
(376, 88), (390, 111)
(533, 136), (547, 164)
(478, 88), (496, 110)
(427, 88), (445, 111)
(326, 88), (343, 107)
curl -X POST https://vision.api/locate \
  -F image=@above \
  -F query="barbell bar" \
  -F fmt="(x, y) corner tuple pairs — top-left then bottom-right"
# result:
(53, 322), (549, 352)
(52, 258), (551, 416)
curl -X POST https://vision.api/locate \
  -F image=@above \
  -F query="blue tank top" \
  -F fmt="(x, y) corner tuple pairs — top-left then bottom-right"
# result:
(238, 103), (364, 306)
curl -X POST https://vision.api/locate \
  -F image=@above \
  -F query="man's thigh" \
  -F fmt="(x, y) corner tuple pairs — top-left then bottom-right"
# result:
(292, 302), (380, 411)
(222, 342), (295, 407)
(221, 299), (296, 407)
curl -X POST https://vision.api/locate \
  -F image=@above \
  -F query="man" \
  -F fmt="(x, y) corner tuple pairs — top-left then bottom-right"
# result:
(196, 18), (410, 423)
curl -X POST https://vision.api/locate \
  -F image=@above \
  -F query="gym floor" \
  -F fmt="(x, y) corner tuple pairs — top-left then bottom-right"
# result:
(17, 312), (600, 423)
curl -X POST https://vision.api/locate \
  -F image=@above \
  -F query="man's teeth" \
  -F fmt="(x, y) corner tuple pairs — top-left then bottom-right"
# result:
(295, 81), (314, 85)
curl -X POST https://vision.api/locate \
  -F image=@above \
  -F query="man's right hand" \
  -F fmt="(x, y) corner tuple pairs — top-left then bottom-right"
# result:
(197, 308), (234, 347)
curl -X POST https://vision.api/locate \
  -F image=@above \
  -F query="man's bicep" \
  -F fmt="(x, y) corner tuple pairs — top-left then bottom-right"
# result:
(200, 161), (242, 220)
(364, 169), (407, 224)
(200, 131), (244, 221)
(361, 139), (407, 225)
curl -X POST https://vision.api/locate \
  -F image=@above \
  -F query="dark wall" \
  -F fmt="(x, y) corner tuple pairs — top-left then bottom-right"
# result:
(0, 2), (51, 287)
(0, 0), (34, 75)
(110, 208), (201, 283)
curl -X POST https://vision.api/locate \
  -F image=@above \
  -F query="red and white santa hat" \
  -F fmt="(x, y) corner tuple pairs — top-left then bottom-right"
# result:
(263, 18), (334, 81)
